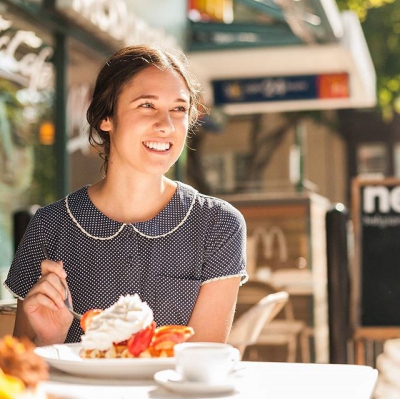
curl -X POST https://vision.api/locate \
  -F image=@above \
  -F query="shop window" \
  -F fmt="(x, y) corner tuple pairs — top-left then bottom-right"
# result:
(394, 143), (400, 178)
(202, 152), (250, 193)
(356, 143), (388, 178)
(67, 39), (104, 191)
(0, 9), (55, 292)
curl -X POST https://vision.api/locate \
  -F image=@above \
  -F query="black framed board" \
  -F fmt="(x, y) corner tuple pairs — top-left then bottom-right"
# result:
(353, 178), (400, 326)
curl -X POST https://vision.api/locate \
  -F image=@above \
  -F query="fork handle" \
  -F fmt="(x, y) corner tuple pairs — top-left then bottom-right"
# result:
(40, 243), (82, 321)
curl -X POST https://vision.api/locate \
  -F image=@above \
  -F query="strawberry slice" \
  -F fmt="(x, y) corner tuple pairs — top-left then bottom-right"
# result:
(80, 309), (102, 332)
(151, 325), (194, 350)
(127, 321), (156, 357)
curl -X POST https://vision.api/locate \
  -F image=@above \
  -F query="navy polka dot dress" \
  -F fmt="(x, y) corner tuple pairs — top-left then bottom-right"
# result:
(5, 182), (247, 343)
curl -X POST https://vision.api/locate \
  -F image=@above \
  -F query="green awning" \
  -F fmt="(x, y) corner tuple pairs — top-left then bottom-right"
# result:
(188, 0), (344, 51)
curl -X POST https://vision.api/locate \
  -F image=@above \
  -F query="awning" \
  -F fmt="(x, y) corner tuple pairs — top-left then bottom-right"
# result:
(187, 1), (376, 113)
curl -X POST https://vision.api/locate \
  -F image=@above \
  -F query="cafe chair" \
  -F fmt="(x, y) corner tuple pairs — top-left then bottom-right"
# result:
(0, 301), (17, 338)
(228, 291), (289, 358)
(236, 280), (310, 363)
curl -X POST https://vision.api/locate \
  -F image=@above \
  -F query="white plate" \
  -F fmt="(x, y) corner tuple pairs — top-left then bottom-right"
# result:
(154, 369), (237, 394)
(35, 343), (175, 379)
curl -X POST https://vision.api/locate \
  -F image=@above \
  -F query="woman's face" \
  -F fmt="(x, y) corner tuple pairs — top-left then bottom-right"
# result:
(100, 66), (190, 177)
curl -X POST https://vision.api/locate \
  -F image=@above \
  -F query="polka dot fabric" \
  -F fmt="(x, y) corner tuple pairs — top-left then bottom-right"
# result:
(5, 182), (247, 343)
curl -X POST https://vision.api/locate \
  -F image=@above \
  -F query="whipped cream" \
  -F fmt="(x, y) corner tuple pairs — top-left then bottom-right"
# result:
(80, 294), (154, 351)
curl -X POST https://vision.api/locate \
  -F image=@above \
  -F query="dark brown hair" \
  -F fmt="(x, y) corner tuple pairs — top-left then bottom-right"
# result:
(87, 44), (203, 175)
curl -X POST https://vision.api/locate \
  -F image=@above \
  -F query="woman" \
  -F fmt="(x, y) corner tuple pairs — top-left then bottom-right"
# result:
(5, 45), (247, 346)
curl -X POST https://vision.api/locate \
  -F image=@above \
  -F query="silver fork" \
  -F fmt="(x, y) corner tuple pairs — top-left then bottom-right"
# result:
(40, 243), (82, 321)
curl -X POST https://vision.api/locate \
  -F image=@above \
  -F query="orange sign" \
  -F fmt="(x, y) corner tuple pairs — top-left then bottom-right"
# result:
(317, 73), (349, 99)
(188, 0), (233, 23)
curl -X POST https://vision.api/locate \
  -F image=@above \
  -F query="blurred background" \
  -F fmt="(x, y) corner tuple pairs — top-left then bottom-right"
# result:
(1, 0), (400, 382)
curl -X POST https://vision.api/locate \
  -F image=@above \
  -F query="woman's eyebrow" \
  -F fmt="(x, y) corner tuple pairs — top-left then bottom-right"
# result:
(176, 97), (190, 104)
(131, 95), (189, 103)
(132, 95), (158, 102)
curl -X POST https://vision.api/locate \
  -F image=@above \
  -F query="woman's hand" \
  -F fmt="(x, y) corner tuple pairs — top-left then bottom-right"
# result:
(22, 259), (73, 346)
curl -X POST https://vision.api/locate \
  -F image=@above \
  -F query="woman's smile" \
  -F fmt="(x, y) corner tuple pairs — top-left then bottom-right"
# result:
(143, 141), (172, 152)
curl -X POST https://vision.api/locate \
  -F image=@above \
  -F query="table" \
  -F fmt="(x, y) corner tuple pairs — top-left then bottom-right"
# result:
(41, 361), (378, 399)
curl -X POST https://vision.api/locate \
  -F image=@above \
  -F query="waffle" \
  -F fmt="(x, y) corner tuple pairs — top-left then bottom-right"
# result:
(79, 344), (173, 359)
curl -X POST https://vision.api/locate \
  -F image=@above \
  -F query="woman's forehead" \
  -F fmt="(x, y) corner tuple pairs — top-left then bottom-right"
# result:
(122, 66), (190, 100)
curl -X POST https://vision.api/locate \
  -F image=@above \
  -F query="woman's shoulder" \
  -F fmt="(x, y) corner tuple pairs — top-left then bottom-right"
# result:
(36, 186), (88, 219)
(177, 182), (245, 225)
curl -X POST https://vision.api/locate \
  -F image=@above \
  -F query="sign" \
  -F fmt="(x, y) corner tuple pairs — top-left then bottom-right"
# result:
(353, 179), (400, 326)
(0, 15), (54, 94)
(188, 0), (233, 24)
(212, 73), (349, 105)
(56, 0), (178, 48)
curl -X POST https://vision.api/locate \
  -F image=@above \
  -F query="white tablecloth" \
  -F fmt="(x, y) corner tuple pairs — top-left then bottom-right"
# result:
(41, 361), (378, 399)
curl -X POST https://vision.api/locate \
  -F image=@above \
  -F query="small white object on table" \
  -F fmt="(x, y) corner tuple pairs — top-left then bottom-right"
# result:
(41, 360), (378, 399)
(374, 338), (400, 398)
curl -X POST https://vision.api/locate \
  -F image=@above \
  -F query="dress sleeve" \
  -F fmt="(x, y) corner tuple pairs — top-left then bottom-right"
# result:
(201, 200), (248, 285)
(4, 208), (44, 299)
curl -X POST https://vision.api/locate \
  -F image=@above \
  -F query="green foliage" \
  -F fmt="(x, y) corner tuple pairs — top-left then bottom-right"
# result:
(31, 128), (57, 206)
(0, 78), (56, 206)
(337, 0), (400, 119)
(336, 0), (394, 20)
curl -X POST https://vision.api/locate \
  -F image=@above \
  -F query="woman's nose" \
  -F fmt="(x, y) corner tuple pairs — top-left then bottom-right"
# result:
(154, 113), (175, 134)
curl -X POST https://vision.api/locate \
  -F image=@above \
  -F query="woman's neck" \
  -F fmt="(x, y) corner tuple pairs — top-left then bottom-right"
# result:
(87, 174), (177, 224)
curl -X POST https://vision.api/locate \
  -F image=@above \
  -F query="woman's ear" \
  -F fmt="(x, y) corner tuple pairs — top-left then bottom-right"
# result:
(100, 117), (112, 132)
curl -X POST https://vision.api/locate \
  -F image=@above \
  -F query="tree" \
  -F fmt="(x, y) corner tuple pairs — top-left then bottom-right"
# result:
(336, 0), (393, 20)
(337, 0), (400, 119)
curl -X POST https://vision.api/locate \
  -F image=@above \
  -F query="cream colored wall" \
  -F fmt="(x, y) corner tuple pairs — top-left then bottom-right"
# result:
(303, 116), (347, 204)
(260, 113), (294, 191)
(203, 118), (251, 154)
(201, 111), (347, 205)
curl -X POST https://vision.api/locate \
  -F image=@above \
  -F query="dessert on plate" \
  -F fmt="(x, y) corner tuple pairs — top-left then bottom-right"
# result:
(0, 335), (49, 399)
(79, 294), (194, 359)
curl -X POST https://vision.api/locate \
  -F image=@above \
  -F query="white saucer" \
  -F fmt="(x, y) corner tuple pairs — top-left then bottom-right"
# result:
(154, 369), (237, 394)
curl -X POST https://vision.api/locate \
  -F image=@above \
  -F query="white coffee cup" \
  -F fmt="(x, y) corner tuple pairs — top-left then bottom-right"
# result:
(174, 342), (241, 384)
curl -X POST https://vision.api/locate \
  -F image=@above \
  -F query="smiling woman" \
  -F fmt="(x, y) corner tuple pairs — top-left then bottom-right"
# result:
(5, 44), (248, 348)
(97, 65), (190, 181)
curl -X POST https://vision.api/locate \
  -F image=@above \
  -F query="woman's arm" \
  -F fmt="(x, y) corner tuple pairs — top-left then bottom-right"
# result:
(187, 276), (241, 342)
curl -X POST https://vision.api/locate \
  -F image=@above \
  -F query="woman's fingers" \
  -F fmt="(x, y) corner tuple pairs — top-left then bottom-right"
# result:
(24, 290), (62, 312)
(21, 259), (73, 345)
(26, 259), (69, 312)
(27, 274), (66, 309)
(40, 259), (67, 280)
(39, 259), (68, 303)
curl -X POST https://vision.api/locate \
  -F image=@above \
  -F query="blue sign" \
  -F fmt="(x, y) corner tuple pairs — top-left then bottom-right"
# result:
(212, 73), (349, 105)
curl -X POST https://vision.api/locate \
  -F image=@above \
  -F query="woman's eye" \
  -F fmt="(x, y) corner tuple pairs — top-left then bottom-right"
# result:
(140, 102), (154, 109)
(174, 106), (188, 113)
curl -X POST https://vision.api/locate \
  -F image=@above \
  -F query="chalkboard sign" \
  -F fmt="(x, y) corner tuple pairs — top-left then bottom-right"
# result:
(353, 179), (400, 326)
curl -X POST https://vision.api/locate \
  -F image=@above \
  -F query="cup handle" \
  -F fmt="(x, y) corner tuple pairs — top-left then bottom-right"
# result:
(230, 347), (241, 368)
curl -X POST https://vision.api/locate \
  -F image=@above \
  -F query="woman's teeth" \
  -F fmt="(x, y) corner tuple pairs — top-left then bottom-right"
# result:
(143, 141), (171, 151)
